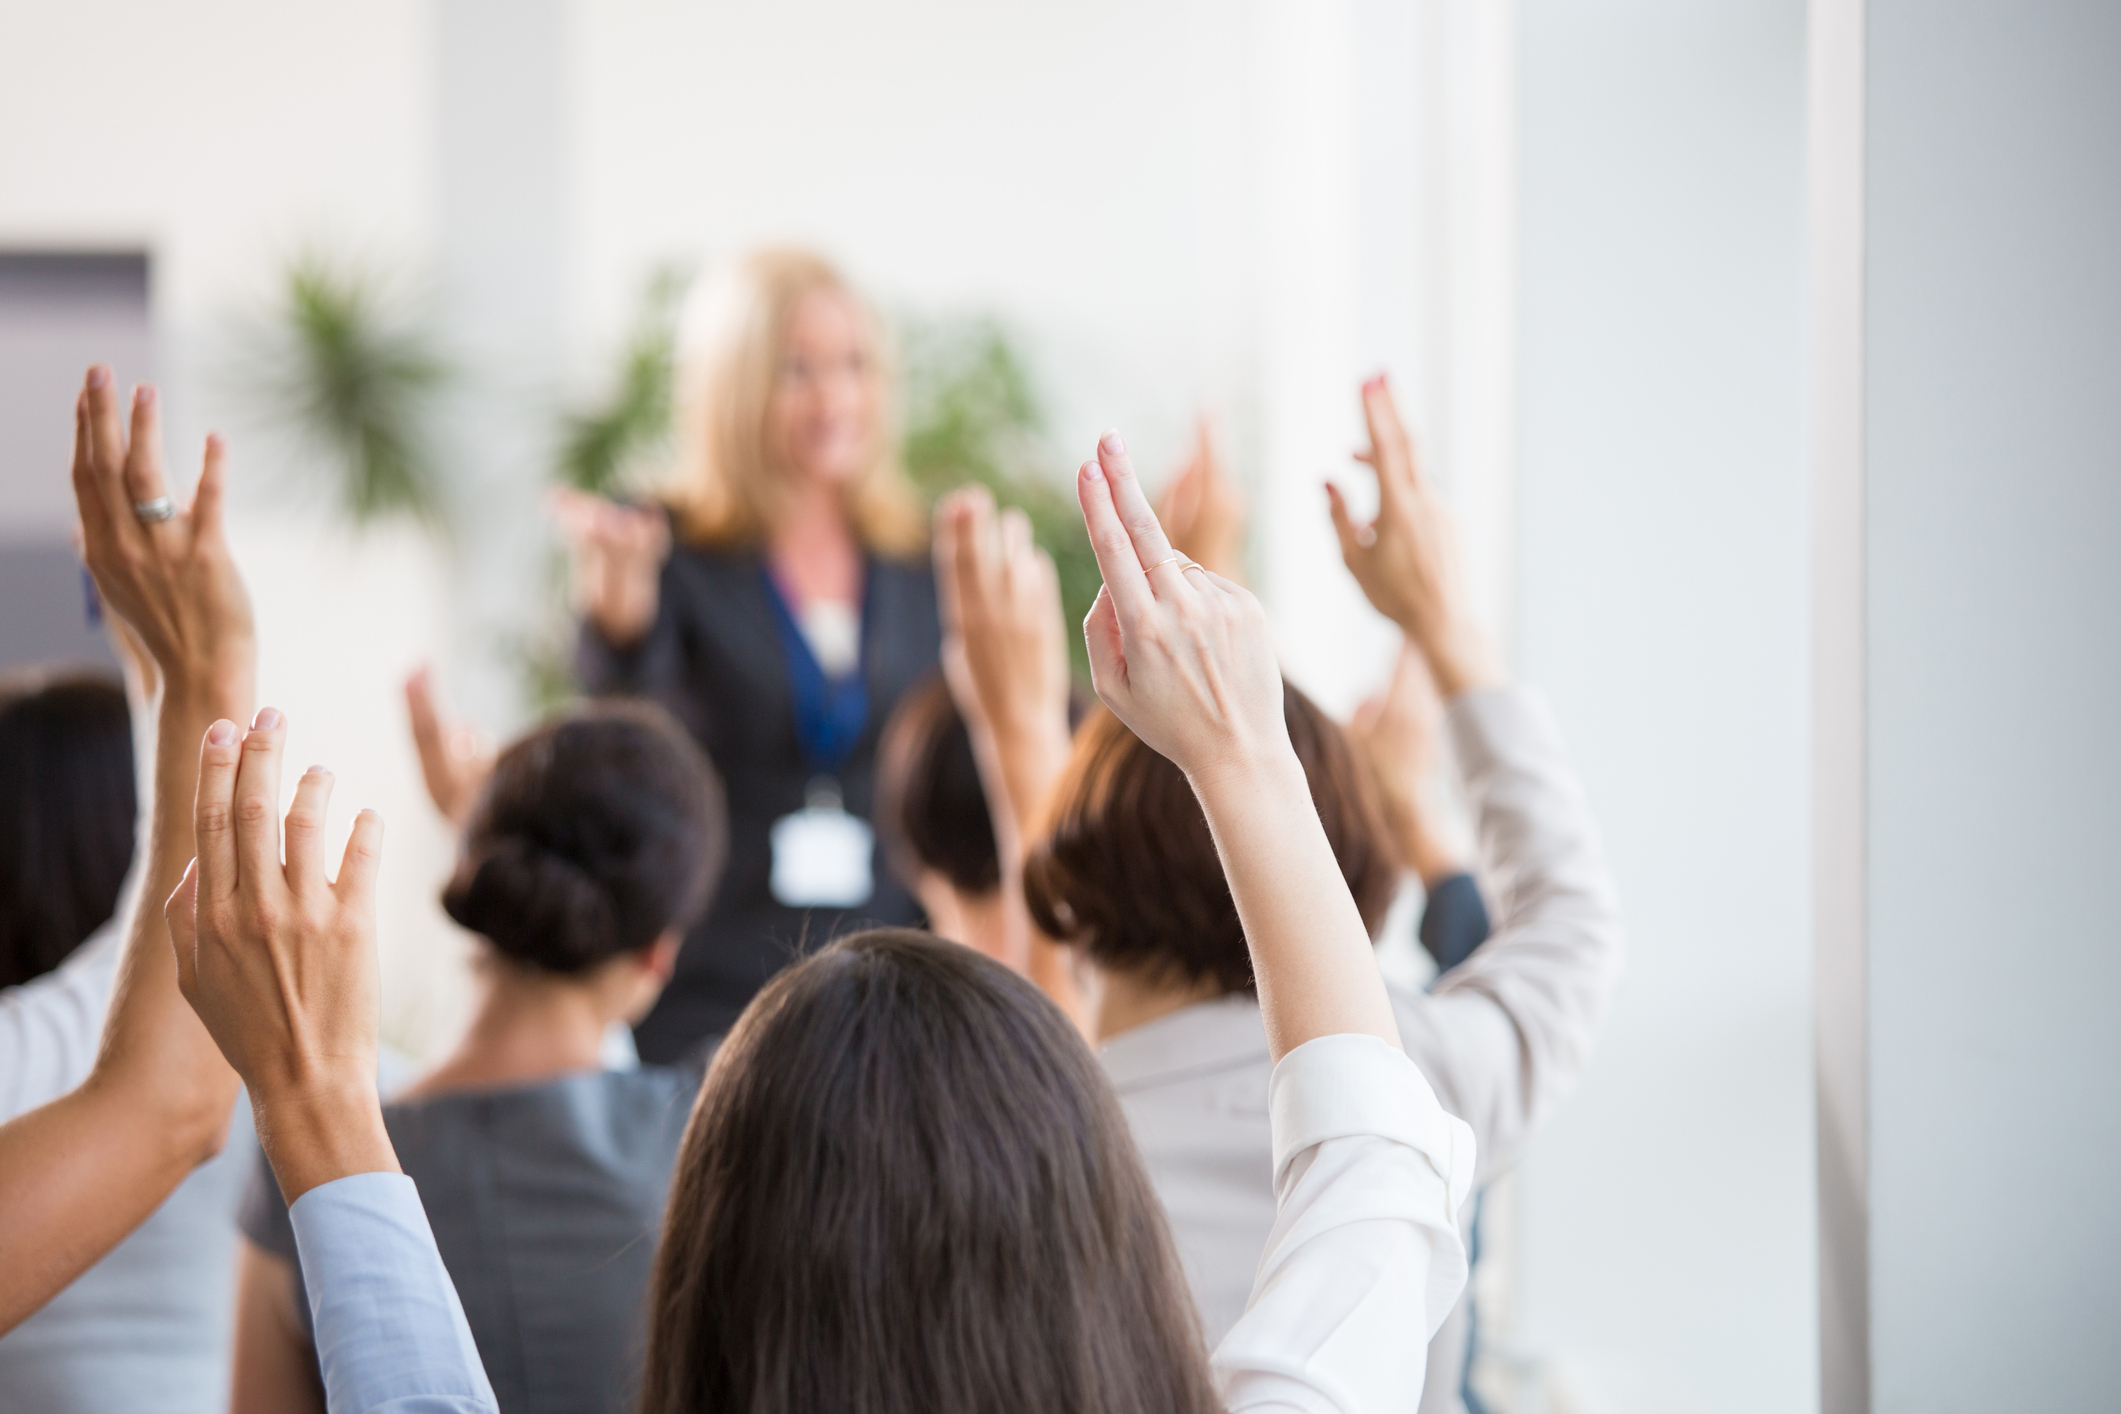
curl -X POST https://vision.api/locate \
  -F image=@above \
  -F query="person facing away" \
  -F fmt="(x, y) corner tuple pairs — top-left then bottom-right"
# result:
(561, 247), (942, 1063)
(933, 375), (1624, 1414)
(231, 700), (727, 1414)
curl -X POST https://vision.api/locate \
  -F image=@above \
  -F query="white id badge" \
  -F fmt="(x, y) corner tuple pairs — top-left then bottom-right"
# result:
(770, 781), (875, 908)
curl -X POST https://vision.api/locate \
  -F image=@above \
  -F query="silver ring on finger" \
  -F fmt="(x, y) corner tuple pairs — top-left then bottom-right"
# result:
(133, 496), (176, 524)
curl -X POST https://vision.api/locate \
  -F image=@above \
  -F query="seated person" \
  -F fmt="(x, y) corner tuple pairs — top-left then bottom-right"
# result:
(231, 701), (727, 1414)
(167, 425), (1476, 1413)
(934, 378), (1623, 1414)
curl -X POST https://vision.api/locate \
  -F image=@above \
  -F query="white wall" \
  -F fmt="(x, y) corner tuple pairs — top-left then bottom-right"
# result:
(1863, 3), (2121, 1405)
(1512, 3), (1815, 1411)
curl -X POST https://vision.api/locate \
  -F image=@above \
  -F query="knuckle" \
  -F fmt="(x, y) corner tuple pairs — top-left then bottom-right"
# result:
(234, 795), (274, 828)
(197, 802), (233, 835)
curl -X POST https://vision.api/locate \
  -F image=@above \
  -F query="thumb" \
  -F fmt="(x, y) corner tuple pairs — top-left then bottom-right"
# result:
(1325, 482), (1362, 565)
(166, 859), (201, 1007)
(1082, 586), (1128, 708)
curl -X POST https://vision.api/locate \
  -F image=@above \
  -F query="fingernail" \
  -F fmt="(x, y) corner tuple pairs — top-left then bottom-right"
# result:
(1081, 458), (1104, 483)
(135, 385), (154, 407)
(253, 706), (283, 730)
(205, 431), (224, 453)
(305, 763), (329, 776)
(1099, 429), (1125, 455)
(207, 720), (237, 746)
(87, 365), (110, 389)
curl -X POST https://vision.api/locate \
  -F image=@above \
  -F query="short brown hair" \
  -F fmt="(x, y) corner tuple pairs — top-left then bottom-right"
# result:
(874, 673), (999, 895)
(1023, 682), (1396, 995)
(642, 929), (1219, 1414)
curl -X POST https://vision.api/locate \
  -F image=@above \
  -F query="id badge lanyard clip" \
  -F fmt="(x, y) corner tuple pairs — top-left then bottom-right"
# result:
(763, 566), (876, 907)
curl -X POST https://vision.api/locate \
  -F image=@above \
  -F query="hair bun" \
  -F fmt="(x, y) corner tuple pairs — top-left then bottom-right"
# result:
(444, 836), (621, 974)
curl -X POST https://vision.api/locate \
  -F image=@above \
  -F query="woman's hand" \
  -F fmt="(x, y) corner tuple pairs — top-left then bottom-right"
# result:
(1076, 430), (1398, 1058)
(933, 486), (1073, 796)
(549, 487), (671, 648)
(1076, 432), (1286, 786)
(405, 667), (495, 826)
(168, 711), (398, 1204)
(1347, 642), (1462, 887)
(1326, 376), (1497, 698)
(73, 369), (254, 713)
(1156, 413), (1247, 582)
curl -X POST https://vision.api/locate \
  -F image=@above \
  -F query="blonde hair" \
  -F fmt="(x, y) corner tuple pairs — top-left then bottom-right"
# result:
(664, 249), (927, 557)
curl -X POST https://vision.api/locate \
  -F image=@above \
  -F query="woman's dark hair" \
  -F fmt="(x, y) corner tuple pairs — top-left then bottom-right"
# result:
(442, 701), (727, 974)
(0, 671), (137, 989)
(874, 673), (998, 894)
(642, 929), (1219, 1414)
(1024, 680), (1396, 995)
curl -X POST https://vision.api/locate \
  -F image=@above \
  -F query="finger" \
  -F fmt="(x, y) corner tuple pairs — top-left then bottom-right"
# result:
(190, 434), (228, 536)
(405, 667), (448, 776)
(70, 391), (108, 538)
(952, 486), (997, 618)
(1359, 375), (1419, 503)
(284, 765), (335, 895)
(1082, 585), (1128, 705)
(1094, 430), (1182, 583)
(196, 719), (244, 904)
(931, 494), (966, 633)
(1077, 456), (1156, 624)
(233, 708), (289, 897)
(998, 506), (1033, 566)
(166, 860), (202, 1005)
(84, 367), (135, 528)
(1325, 482), (1364, 564)
(334, 808), (385, 907)
(124, 383), (173, 524)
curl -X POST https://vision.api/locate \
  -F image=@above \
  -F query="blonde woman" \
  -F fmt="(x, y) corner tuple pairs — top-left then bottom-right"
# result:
(555, 249), (939, 1062)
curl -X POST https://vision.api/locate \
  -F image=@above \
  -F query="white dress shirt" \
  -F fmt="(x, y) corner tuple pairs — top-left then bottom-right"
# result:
(285, 1032), (1475, 1414)
(1105, 686), (1624, 1414)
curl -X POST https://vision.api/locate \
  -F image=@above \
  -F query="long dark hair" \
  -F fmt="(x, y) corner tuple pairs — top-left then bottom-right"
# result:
(641, 929), (1220, 1414)
(441, 701), (727, 973)
(0, 671), (137, 988)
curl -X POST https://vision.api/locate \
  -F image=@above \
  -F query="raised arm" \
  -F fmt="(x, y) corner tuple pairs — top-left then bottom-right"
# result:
(1075, 430), (1394, 1060)
(931, 487), (1083, 1021)
(1332, 375), (1621, 1176)
(171, 714), (496, 1413)
(0, 368), (255, 1333)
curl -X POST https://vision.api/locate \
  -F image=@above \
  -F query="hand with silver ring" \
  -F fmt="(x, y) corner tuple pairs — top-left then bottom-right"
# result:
(134, 496), (176, 524)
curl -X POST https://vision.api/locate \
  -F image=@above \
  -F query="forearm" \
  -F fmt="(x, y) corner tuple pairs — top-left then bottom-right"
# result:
(965, 712), (1089, 1029)
(0, 1074), (227, 1334)
(1193, 748), (1400, 1059)
(254, 1080), (400, 1206)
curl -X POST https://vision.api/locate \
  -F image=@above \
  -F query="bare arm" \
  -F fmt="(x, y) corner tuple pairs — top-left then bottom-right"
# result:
(1075, 431), (1398, 1060)
(0, 369), (255, 1333)
(230, 1242), (328, 1414)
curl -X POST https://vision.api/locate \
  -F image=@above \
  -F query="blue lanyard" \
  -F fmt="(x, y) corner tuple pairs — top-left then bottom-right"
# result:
(761, 565), (872, 779)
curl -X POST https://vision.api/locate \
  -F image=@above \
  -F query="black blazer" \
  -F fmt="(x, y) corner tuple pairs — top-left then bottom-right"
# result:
(576, 542), (940, 1062)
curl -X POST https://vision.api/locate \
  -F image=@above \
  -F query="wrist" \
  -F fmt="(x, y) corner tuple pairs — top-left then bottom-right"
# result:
(252, 1072), (398, 1205)
(157, 661), (256, 725)
(1186, 736), (1309, 810)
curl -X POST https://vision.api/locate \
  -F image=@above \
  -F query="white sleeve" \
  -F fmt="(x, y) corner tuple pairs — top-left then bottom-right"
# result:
(1212, 1035), (1474, 1413)
(1395, 685), (1624, 1181)
(0, 921), (123, 1121)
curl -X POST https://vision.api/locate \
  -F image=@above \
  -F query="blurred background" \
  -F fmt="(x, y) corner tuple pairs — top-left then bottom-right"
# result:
(2, 2), (2113, 1412)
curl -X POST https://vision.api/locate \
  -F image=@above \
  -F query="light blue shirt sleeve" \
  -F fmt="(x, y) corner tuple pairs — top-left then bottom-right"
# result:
(288, 1172), (499, 1414)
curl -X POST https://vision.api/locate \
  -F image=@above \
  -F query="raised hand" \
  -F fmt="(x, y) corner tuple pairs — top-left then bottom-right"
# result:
(549, 487), (671, 648)
(73, 368), (254, 710)
(1075, 432), (1284, 784)
(1325, 376), (1496, 698)
(933, 486), (1072, 775)
(1076, 430), (1397, 1059)
(1347, 641), (1460, 886)
(1156, 412), (1247, 582)
(168, 709), (396, 1203)
(405, 666), (495, 826)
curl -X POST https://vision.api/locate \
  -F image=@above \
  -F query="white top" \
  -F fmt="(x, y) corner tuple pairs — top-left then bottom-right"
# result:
(797, 599), (861, 678)
(285, 1033), (1475, 1414)
(1104, 686), (1624, 1414)
(0, 919), (123, 1121)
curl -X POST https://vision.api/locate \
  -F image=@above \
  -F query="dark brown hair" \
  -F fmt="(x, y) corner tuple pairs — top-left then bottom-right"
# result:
(0, 671), (136, 989)
(442, 701), (727, 974)
(874, 673), (999, 895)
(1023, 681), (1396, 995)
(641, 929), (1220, 1414)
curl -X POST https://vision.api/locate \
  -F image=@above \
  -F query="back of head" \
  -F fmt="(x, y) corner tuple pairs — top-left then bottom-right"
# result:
(874, 672), (1001, 896)
(642, 929), (1219, 1414)
(0, 671), (136, 988)
(1024, 680), (1396, 994)
(441, 701), (727, 974)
